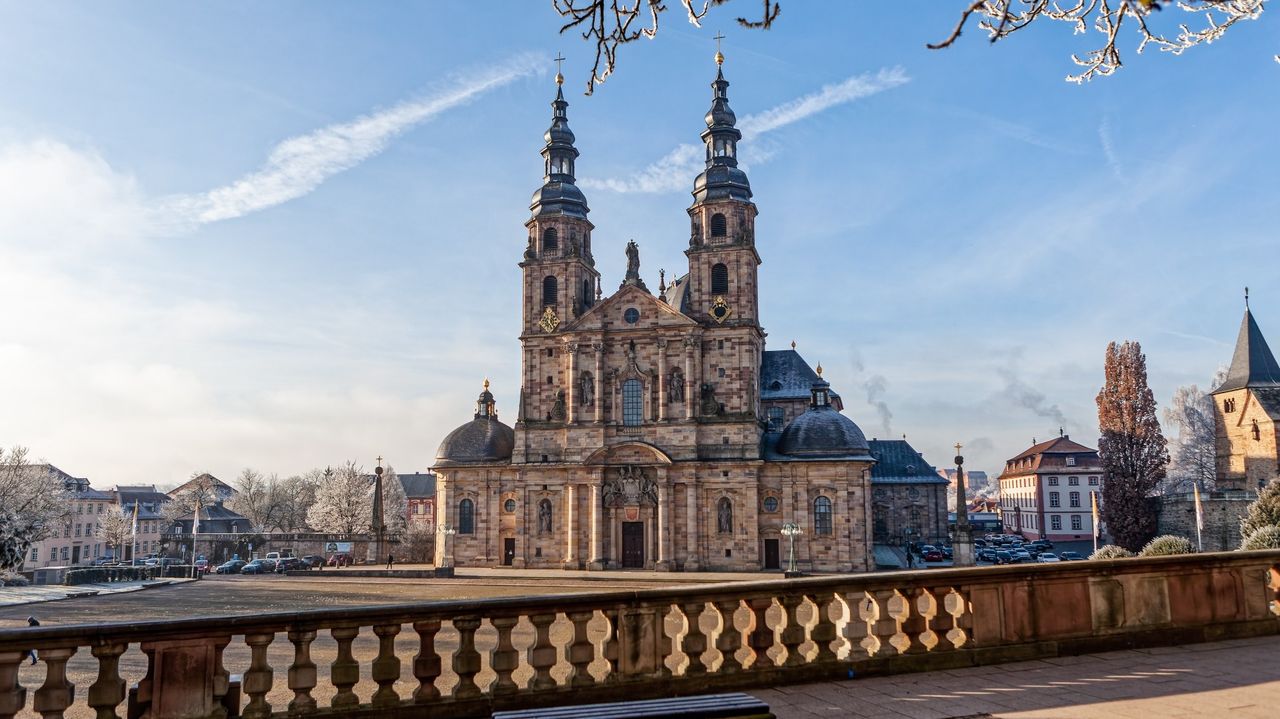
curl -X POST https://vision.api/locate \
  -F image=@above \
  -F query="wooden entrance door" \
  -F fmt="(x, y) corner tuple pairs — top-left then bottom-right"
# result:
(763, 539), (780, 570)
(502, 538), (515, 566)
(621, 522), (645, 568)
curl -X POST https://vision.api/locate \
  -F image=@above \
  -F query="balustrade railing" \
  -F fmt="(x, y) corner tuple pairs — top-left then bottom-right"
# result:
(1, 551), (1277, 719)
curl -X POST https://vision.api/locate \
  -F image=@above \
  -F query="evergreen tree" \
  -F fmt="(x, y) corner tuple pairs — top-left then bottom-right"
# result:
(1239, 478), (1280, 541)
(1096, 341), (1169, 552)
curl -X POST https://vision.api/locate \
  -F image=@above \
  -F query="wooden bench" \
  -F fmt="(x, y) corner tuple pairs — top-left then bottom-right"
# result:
(492, 692), (774, 719)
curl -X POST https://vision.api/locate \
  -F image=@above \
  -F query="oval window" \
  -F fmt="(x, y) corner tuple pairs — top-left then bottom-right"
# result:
(763, 496), (779, 513)
(624, 307), (640, 324)
(503, 498), (516, 513)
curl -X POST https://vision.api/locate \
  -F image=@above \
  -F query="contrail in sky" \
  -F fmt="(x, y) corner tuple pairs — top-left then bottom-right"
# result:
(164, 53), (543, 225)
(583, 66), (910, 194)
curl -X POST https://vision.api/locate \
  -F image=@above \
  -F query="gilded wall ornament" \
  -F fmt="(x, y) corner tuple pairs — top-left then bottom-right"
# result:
(540, 306), (560, 332)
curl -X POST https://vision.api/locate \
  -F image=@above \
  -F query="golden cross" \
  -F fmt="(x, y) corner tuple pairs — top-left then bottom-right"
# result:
(554, 52), (566, 81)
(376, 455), (383, 467)
(954, 443), (963, 454)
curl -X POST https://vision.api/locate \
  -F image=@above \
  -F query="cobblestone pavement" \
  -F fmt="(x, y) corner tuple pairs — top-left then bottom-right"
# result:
(751, 634), (1280, 718)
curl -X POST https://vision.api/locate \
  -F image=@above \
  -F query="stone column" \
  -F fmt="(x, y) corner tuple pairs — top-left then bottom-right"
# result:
(433, 476), (450, 567)
(566, 343), (578, 424)
(655, 472), (672, 571)
(683, 337), (696, 420)
(657, 339), (668, 421)
(563, 484), (577, 569)
(684, 480), (701, 571)
(593, 343), (604, 423)
(589, 482), (604, 570)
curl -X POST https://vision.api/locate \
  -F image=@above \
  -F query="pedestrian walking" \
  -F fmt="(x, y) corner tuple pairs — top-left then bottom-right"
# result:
(386, 554), (395, 570)
(24, 617), (39, 665)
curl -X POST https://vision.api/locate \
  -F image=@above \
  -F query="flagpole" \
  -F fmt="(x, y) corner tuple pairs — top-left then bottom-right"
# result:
(1090, 491), (1100, 555)
(130, 501), (139, 565)
(1194, 484), (1204, 552)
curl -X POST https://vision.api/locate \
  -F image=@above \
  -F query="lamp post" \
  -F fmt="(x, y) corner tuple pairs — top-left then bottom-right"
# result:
(781, 522), (802, 577)
(436, 524), (457, 578)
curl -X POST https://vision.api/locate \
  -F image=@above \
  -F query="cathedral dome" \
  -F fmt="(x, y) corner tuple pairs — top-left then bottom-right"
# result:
(777, 377), (870, 458)
(435, 381), (515, 465)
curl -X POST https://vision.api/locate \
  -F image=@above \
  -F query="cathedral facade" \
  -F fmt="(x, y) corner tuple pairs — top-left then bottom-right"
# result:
(432, 60), (876, 572)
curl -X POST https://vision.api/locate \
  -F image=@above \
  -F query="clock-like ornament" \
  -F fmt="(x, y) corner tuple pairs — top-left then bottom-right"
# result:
(709, 296), (732, 324)
(539, 306), (560, 333)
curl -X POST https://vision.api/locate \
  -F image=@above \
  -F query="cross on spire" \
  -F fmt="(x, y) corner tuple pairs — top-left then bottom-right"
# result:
(1246, 285), (1250, 310)
(553, 52), (565, 85)
(954, 442), (963, 454)
(713, 32), (725, 65)
(376, 455), (383, 467)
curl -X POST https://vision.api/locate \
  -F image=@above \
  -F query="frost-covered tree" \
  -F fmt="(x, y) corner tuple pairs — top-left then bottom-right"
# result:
(306, 462), (373, 535)
(162, 472), (218, 524)
(1139, 534), (1195, 556)
(227, 469), (282, 532)
(1090, 544), (1137, 559)
(379, 465), (409, 538)
(1162, 368), (1226, 493)
(400, 525), (435, 563)
(0, 446), (72, 571)
(99, 505), (133, 559)
(1241, 524), (1280, 550)
(552, 1), (1269, 94)
(1097, 341), (1169, 551)
(1239, 477), (1280, 540)
(275, 470), (322, 532)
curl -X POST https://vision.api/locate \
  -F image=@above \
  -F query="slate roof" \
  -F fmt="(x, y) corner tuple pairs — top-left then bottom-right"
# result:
(1007, 436), (1096, 462)
(397, 472), (436, 498)
(112, 485), (170, 508)
(760, 350), (842, 403)
(1214, 308), (1280, 393)
(760, 431), (874, 463)
(867, 440), (947, 485)
(1000, 435), (1102, 477)
(776, 403), (871, 459)
(167, 502), (250, 534)
(169, 474), (237, 499)
(1252, 387), (1280, 419)
(662, 272), (691, 314)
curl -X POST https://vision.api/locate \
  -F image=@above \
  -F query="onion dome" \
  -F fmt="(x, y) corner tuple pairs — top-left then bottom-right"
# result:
(435, 380), (515, 465)
(530, 77), (589, 220)
(777, 376), (870, 458)
(691, 60), (752, 205)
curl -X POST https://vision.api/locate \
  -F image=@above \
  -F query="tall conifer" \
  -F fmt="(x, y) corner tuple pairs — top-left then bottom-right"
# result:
(1096, 341), (1169, 551)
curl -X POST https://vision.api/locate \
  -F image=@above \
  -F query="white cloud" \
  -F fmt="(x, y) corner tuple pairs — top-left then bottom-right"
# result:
(161, 52), (543, 225)
(583, 67), (910, 193)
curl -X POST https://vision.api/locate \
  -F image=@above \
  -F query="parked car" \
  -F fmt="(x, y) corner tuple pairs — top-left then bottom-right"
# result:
(1059, 551), (1084, 561)
(977, 548), (997, 563)
(994, 550), (1014, 565)
(917, 544), (937, 557)
(327, 553), (353, 567)
(216, 560), (246, 574)
(275, 557), (306, 573)
(941, 547), (953, 559)
(922, 549), (943, 562)
(1037, 553), (1061, 563)
(241, 560), (275, 575)
(301, 555), (325, 569)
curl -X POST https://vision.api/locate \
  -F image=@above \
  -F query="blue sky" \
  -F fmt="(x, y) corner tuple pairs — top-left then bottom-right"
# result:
(1, 2), (1276, 487)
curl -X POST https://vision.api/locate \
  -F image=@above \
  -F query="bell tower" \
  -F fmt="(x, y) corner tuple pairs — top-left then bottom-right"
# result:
(521, 62), (599, 337)
(684, 47), (761, 328)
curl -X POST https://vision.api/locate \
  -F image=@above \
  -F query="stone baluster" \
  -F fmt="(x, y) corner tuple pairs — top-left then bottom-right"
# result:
(452, 617), (483, 699)
(870, 589), (907, 656)
(713, 599), (743, 673)
(489, 616), (520, 695)
(747, 597), (775, 671)
(852, 591), (881, 657)
(330, 626), (360, 710)
(0, 651), (27, 719)
(808, 592), (840, 665)
(371, 624), (402, 706)
(87, 642), (127, 719)
(602, 608), (621, 681)
(679, 602), (708, 675)
(241, 632), (274, 719)
(906, 588), (937, 653)
(527, 613), (558, 691)
(286, 629), (317, 713)
(412, 619), (442, 703)
(566, 610), (597, 687)
(778, 594), (807, 667)
(33, 646), (76, 719)
(941, 588), (970, 649)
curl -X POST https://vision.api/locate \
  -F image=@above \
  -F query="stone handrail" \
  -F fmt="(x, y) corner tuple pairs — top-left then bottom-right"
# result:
(1, 551), (1277, 719)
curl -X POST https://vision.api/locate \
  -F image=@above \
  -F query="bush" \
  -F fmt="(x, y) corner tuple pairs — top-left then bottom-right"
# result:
(1240, 478), (1280, 540)
(1090, 544), (1136, 560)
(1240, 524), (1280, 550)
(1139, 534), (1195, 557)
(1, 573), (28, 587)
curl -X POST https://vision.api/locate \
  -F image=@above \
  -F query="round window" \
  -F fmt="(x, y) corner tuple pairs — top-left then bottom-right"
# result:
(503, 499), (516, 513)
(624, 307), (640, 324)
(763, 496), (779, 513)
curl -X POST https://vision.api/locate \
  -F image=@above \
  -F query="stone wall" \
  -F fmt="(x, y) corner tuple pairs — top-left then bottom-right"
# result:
(1156, 491), (1256, 552)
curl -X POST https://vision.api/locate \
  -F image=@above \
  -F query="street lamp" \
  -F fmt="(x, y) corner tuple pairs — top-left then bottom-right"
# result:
(781, 522), (802, 576)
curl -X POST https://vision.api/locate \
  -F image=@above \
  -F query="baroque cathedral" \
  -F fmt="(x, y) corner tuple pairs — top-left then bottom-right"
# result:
(432, 56), (881, 572)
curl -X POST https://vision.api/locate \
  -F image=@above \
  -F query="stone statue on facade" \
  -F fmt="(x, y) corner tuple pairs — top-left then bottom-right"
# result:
(537, 500), (553, 534)
(669, 368), (684, 402)
(717, 499), (732, 534)
(580, 371), (594, 406)
(620, 240), (648, 290)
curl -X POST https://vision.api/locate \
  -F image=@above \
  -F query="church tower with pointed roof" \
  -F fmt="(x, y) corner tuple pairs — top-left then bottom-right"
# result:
(1211, 296), (1280, 490)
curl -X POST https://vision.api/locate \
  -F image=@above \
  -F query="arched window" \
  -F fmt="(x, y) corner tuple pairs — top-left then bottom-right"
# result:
(542, 276), (558, 308)
(543, 227), (559, 252)
(711, 263), (729, 295)
(814, 496), (833, 536)
(622, 379), (644, 426)
(717, 497), (733, 534)
(583, 279), (592, 307)
(710, 213), (727, 237)
(459, 498), (475, 535)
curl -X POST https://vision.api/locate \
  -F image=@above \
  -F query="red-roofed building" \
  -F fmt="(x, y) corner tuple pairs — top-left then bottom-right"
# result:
(998, 435), (1103, 541)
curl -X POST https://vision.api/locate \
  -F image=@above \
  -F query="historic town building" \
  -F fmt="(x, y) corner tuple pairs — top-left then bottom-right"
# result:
(867, 439), (949, 546)
(432, 58), (878, 572)
(997, 435), (1102, 541)
(1211, 301), (1280, 491)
